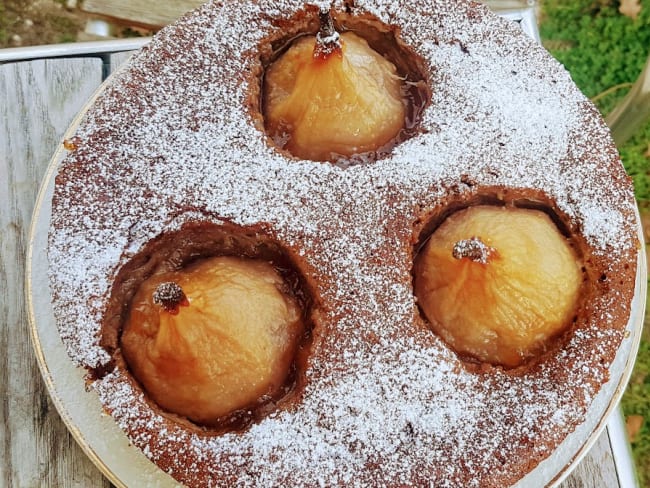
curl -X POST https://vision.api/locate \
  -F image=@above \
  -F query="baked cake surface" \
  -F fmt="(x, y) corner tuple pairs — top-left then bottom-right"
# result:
(48, 0), (639, 486)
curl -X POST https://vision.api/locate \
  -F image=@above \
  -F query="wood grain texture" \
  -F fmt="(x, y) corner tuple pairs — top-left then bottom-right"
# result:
(560, 431), (620, 488)
(0, 58), (110, 488)
(80, 0), (204, 28)
(109, 51), (135, 75)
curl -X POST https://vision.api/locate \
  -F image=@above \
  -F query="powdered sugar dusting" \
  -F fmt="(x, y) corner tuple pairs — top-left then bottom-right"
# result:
(48, 0), (638, 486)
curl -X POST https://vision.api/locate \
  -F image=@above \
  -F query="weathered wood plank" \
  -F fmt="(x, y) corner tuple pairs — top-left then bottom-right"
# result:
(81, 0), (204, 29)
(109, 51), (135, 75)
(0, 58), (111, 488)
(560, 430), (621, 488)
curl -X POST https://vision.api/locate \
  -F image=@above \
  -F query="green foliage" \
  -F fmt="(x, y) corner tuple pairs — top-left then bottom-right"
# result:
(541, 0), (650, 202)
(621, 123), (650, 202)
(541, 0), (650, 96)
(542, 1), (650, 484)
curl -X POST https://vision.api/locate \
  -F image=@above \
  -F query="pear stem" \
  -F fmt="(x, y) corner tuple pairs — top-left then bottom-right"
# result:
(452, 237), (496, 264)
(153, 281), (188, 313)
(314, 8), (341, 59)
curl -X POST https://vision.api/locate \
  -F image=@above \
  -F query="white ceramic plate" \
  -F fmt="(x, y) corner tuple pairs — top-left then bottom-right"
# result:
(26, 81), (647, 488)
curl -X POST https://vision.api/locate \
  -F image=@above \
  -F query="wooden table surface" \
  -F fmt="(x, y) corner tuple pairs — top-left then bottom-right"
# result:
(0, 47), (636, 488)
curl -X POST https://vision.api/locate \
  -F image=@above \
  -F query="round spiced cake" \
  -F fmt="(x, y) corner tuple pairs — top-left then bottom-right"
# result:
(48, 0), (640, 486)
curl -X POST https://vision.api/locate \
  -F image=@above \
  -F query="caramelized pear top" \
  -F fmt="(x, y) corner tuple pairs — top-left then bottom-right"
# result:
(314, 8), (341, 59)
(415, 206), (583, 367)
(152, 281), (188, 313)
(264, 30), (405, 161)
(121, 256), (304, 425)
